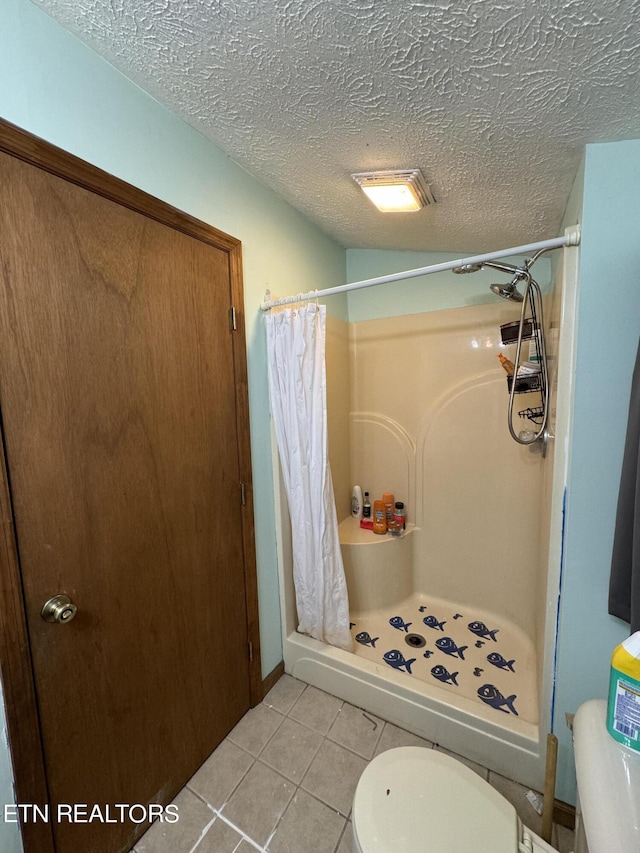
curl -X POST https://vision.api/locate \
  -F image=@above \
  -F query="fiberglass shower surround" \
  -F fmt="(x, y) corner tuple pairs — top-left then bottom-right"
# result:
(274, 228), (580, 795)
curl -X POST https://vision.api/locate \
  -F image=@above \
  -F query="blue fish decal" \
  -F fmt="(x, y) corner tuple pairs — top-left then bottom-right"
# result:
(422, 615), (446, 631)
(468, 621), (499, 642)
(389, 616), (412, 632)
(477, 684), (518, 715)
(487, 652), (515, 672)
(431, 665), (458, 686)
(435, 637), (468, 660)
(383, 649), (416, 674)
(355, 631), (378, 648)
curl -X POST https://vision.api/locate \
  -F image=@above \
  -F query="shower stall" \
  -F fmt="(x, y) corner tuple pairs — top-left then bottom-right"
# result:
(272, 231), (579, 791)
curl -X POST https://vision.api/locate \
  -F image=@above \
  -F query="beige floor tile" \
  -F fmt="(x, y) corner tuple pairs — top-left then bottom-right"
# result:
(263, 674), (307, 715)
(222, 760), (295, 847)
(187, 739), (254, 809)
(259, 716), (323, 784)
(327, 702), (384, 759)
(135, 789), (214, 853)
(301, 739), (368, 817)
(336, 821), (355, 853)
(135, 680), (566, 853)
(488, 771), (543, 835)
(373, 721), (434, 756)
(267, 789), (345, 853)
(193, 817), (246, 852)
(434, 744), (489, 779)
(228, 703), (285, 757)
(289, 685), (343, 735)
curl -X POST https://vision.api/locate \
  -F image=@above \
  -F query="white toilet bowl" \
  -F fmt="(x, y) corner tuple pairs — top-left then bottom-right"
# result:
(352, 699), (640, 853)
(351, 747), (555, 853)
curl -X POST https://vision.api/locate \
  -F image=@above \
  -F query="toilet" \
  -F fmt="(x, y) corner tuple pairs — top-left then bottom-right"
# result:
(352, 699), (640, 852)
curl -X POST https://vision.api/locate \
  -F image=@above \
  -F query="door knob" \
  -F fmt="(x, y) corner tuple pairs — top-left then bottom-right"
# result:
(41, 594), (77, 624)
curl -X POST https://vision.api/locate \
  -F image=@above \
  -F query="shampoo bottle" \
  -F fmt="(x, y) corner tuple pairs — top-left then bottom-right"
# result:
(373, 500), (387, 534)
(382, 492), (395, 524)
(351, 486), (363, 520)
(606, 631), (640, 752)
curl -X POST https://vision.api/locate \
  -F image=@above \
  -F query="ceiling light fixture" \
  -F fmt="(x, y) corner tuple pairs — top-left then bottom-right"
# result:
(351, 169), (435, 213)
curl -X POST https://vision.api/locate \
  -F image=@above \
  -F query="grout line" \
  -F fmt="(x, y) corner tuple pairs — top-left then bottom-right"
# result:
(260, 730), (325, 786)
(252, 711), (289, 762)
(263, 787), (348, 852)
(228, 706), (287, 759)
(281, 686), (344, 736)
(294, 777), (354, 820)
(228, 740), (259, 760)
(334, 820), (351, 853)
(187, 783), (221, 811)
(186, 746), (258, 814)
(262, 681), (308, 715)
(186, 809), (217, 853)
(211, 811), (264, 851)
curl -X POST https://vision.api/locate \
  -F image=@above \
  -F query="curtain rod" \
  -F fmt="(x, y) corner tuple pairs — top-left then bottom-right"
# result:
(260, 228), (580, 311)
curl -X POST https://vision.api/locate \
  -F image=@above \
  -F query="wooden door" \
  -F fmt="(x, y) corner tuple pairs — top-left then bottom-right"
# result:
(0, 123), (260, 853)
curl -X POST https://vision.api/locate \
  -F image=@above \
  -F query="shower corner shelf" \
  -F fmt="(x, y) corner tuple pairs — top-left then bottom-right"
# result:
(500, 319), (536, 345)
(338, 516), (416, 545)
(506, 373), (542, 394)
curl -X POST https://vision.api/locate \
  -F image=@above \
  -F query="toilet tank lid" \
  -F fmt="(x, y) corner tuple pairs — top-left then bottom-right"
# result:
(574, 699), (640, 853)
(352, 747), (520, 853)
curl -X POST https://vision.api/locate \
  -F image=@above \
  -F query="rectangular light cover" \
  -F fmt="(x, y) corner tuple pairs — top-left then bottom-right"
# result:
(352, 169), (435, 213)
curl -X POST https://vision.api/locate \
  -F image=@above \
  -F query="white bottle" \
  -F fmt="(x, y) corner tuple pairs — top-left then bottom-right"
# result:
(351, 486), (363, 520)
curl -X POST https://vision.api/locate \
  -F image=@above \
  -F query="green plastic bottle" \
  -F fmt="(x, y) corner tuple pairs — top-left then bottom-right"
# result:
(606, 631), (640, 752)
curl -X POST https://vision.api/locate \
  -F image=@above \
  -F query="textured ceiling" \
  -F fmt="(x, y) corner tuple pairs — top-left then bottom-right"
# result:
(31, 0), (640, 252)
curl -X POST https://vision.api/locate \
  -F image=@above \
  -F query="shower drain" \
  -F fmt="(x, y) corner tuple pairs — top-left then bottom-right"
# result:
(404, 633), (426, 649)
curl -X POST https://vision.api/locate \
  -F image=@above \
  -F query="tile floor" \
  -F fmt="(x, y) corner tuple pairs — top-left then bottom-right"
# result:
(132, 675), (575, 853)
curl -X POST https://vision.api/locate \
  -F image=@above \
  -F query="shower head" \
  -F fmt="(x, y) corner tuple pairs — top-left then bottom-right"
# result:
(451, 259), (522, 277)
(490, 278), (525, 302)
(451, 258), (527, 301)
(484, 260), (527, 276)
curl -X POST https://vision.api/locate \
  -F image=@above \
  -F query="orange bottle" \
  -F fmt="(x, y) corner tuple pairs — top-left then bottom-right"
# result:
(497, 353), (515, 376)
(373, 500), (387, 534)
(382, 492), (395, 523)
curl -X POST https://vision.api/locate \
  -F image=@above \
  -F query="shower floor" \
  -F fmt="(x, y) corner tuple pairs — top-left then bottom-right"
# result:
(349, 592), (539, 724)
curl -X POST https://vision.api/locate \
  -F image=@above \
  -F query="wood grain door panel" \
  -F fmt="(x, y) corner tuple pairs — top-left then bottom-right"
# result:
(0, 148), (252, 853)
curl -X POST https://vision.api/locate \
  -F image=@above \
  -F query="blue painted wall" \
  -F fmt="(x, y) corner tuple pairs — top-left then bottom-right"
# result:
(553, 139), (640, 803)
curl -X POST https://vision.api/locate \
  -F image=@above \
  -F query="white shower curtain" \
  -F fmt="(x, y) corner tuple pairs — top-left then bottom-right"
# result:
(265, 303), (351, 651)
